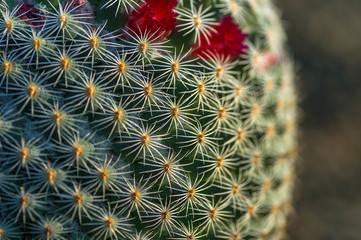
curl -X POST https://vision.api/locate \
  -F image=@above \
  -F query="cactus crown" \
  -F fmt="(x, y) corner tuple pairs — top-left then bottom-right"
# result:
(0, 0), (297, 239)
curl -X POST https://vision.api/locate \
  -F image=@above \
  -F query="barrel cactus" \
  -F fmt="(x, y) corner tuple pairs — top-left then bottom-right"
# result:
(0, 0), (297, 239)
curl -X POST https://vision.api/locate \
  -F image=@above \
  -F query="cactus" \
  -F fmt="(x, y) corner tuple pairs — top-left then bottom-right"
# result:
(0, 0), (298, 239)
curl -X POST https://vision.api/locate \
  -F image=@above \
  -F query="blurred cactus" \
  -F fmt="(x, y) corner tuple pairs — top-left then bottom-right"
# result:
(0, 0), (298, 239)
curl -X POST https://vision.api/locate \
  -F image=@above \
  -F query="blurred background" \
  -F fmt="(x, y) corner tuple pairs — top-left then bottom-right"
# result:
(276, 0), (361, 239)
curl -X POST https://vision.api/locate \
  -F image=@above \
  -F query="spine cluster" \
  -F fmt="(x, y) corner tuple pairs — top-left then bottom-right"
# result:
(0, 0), (298, 239)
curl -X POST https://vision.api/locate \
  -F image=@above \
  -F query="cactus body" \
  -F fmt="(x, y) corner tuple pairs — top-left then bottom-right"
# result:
(0, 0), (297, 239)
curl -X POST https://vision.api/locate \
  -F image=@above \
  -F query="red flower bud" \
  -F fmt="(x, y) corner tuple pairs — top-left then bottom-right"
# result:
(17, 3), (45, 27)
(192, 16), (248, 59)
(263, 51), (279, 67)
(126, 0), (178, 41)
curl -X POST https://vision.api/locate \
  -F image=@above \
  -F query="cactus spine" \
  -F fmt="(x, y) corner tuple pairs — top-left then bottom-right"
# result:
(0, 0), (298, 239)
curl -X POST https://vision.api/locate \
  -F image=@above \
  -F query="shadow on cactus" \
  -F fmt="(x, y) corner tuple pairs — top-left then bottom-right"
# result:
(0, 0), (298, 239)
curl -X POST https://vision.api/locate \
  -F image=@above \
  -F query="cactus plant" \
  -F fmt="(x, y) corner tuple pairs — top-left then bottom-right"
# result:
(0, 0), (298, 239)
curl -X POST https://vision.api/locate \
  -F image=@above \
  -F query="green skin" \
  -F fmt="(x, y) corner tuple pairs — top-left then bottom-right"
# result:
(0, 0), (297, 239)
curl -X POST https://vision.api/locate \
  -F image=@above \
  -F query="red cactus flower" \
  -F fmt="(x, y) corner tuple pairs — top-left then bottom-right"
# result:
(192, 16), (248, 59)
(126, 0), (178, 41)
(17, 3), (45, 26)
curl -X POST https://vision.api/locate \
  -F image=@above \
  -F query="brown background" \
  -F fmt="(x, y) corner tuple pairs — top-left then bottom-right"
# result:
(276, 0), (361, 239)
